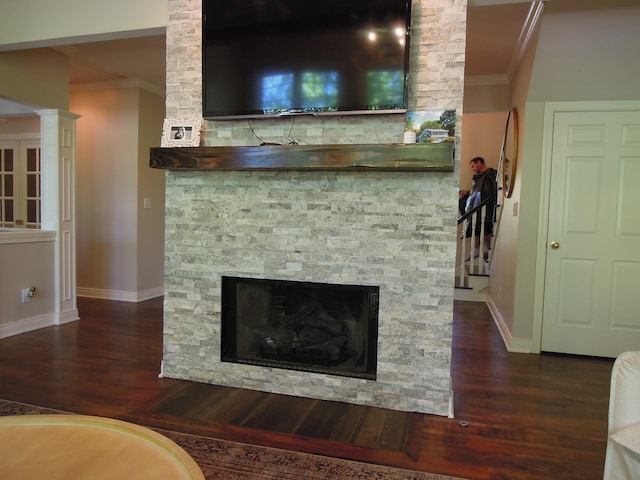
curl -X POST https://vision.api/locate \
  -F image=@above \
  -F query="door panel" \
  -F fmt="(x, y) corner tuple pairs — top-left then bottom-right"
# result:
(542, 111), (640, 357)
(610, 262), (640, 330)
(557, 259), (596, 327)
(618, 157), (640, 235)
(564, 156), (601, 234)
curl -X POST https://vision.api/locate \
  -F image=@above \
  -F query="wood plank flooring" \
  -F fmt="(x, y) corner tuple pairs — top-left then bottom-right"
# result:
(0, 297), (614, 480)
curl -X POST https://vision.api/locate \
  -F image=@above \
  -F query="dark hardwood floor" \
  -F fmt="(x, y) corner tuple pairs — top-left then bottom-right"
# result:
(0, 297), (613, 480)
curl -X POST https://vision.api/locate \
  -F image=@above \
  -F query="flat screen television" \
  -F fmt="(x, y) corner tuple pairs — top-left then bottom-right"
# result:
(202, 0), (412, 120)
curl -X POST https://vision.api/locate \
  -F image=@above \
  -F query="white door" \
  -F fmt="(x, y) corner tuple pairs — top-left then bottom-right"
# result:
(541, 110), (640, 357)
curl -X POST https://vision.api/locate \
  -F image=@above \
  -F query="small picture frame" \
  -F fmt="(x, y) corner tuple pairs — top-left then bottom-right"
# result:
(161, 118), (202, 147)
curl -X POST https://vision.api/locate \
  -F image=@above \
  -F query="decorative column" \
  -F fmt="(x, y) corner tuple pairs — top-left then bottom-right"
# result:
(37, 109), (80, 325)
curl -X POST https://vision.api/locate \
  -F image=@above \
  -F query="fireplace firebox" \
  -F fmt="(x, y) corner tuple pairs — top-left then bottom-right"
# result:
(221, 276), (379, 380)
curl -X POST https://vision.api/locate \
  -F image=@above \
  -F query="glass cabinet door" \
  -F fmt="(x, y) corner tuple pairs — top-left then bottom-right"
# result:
(0, 139), (41, 229)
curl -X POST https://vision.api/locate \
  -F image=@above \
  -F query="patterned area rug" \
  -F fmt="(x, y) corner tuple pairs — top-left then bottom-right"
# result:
(0, 399), (465, 480)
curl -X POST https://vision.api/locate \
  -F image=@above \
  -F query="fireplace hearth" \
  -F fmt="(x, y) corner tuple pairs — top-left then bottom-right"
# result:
(221, 276), (379, 380)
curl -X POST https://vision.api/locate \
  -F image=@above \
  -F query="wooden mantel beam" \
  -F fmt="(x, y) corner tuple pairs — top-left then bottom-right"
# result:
(149, 144), (455, 172)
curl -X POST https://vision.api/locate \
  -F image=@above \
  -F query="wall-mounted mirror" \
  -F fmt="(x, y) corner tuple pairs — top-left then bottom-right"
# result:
(499, 107), (518, 198)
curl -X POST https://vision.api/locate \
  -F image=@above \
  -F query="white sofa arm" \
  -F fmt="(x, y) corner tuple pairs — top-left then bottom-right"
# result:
(604, 351), (640, 480)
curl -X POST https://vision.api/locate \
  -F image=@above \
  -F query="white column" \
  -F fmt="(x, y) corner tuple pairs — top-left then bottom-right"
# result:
(37, 109), (80, 325)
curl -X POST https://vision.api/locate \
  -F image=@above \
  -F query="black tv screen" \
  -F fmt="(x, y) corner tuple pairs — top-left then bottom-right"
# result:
(202, 0), (412, 120)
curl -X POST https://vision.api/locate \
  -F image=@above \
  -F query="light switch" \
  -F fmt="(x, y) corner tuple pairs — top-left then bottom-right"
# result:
(144, 198), (151, 209)
(512, 202), (519, 216)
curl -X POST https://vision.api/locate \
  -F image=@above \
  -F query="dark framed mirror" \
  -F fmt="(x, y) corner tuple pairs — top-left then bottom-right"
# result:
(499, 107), (518, 198)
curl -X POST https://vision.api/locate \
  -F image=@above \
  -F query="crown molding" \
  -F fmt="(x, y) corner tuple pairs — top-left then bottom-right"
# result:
(505, 1), (545, 80)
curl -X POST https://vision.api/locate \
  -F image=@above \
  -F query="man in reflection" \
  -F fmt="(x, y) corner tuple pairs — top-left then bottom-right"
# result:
(503, 158), (511, 194)
(460, 156), (497, 261)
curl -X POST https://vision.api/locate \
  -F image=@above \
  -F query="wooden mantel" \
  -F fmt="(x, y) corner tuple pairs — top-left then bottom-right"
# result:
(149, 143), (455, 172)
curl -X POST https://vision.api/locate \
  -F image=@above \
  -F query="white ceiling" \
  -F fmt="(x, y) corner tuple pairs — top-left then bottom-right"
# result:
(1, 1), (536, 114)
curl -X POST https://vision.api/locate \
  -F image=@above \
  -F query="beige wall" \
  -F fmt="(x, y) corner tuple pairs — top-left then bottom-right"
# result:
(1, 0), (168, 303)
(72, 86), (139, 295)
(528, 0), (640, 103)
(484, 7), (540, 352)
(71, 84), (165, 301)
(0, 49), (70, 110)
(0, 117), (40, 136)
(0, 0), (166, 110)
(463, 82), (511, 114)
(459, 111), (507, 191)
(0, 0), (166, 50)
(137, 89), (166, 296)
(0, 235), (56, 336)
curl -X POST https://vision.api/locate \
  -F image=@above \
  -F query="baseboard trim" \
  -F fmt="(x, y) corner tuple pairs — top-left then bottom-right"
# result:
(448, 387), (455, 419)
(0, 313), (56, 339)
(77, 287), (164, 303)
(486, 297), (532, 354)
(56, 309), (80, 325)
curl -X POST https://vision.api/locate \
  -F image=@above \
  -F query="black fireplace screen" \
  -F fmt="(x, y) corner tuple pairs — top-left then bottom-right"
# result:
(221, 276), (379, 380)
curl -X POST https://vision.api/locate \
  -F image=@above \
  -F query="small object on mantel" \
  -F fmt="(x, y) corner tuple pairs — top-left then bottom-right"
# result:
(149, 144), (455, 172)
(403, 130), (417, 144)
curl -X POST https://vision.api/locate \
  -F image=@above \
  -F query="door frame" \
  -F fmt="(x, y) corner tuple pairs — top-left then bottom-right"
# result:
(532, 100), (640, 353)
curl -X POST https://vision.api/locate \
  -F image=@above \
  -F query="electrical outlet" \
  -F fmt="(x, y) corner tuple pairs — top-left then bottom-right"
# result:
(21, 288), (32, 303)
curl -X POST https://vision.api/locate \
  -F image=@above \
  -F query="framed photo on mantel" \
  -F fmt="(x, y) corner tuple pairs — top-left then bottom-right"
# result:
(161, 118), (202, 147)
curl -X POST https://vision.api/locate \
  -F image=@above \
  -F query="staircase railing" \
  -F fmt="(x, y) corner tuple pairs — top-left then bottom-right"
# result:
(455, 194), (496, 289)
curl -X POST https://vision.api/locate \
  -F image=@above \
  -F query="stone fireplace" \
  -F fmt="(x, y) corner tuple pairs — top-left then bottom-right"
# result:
(160, 0), (466, 416)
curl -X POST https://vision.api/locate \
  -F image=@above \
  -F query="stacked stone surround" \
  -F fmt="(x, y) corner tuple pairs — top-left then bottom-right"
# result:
(162, 0), (467, 415)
